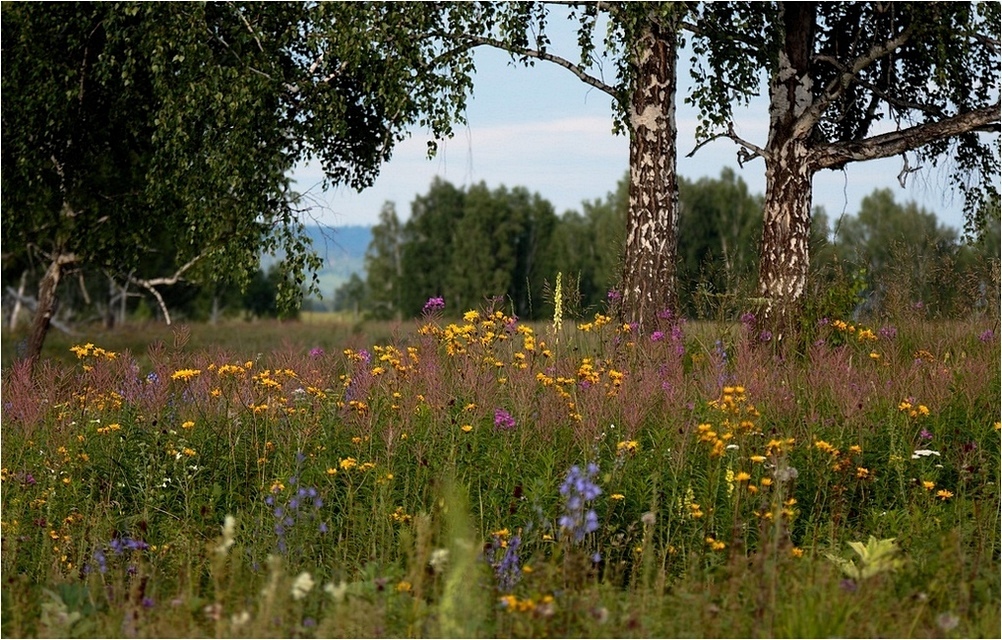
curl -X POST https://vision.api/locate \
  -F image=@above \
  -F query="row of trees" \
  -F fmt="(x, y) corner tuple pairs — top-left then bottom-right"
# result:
(340, 173), (999, 322)
(4, 2), (998, 365)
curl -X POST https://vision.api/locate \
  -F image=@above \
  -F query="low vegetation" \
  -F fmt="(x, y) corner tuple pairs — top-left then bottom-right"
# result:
(2, 298), (999, 637)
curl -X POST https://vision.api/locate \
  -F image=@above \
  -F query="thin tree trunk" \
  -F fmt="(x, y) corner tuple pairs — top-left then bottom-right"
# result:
(27, 252), (75, 365)
(621, 20), (680, 331)
(757, 3), (816, 337)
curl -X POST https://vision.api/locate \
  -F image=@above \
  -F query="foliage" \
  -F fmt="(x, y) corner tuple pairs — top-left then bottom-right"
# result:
(826, 536), (905, 581)
(1, 2), (485, 357)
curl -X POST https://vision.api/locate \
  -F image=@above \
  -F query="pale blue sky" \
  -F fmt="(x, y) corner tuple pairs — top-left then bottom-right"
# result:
(294, 21), (991, 234)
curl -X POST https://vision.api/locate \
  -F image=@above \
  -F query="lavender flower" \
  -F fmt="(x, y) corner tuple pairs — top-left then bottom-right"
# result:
(650, 331), (665, 342)
(558, 463), (602, 543)
(919, 429), (933, 441)
(266, 471), (328, 558)
(879, 326), (897, 340)
(487, 533), (522, 591)
(494, 408), (516, 431)
(740, 312), (756, 331)
(979, 329), (995, 343)
(607, 289), (622, 303)
(309, 347), (325, 358)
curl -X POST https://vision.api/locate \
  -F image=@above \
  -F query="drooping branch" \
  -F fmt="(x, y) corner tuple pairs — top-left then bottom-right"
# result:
(461, 33), (617, 98)
(812, 101), (1001, 170)
(129, 276), (173, 325)
(123, 255), (203, 326)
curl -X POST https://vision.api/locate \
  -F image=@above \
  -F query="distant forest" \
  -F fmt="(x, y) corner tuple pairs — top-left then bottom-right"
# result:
(330, 170), (999, 323)
(5, 170), (996, 330)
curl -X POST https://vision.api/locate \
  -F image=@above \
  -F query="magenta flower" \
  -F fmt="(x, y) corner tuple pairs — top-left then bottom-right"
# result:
(423, 297), (445, 313)
(494, 408), (516, 431)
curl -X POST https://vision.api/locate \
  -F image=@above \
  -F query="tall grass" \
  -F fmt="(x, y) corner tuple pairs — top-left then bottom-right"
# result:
(1, 306), (999, 637)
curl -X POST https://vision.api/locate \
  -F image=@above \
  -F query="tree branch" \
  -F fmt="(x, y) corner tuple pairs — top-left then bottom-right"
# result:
(461, 34), (617, 98)
(128, 276), (173, 325)
(813, 54), (946, 119)
(813, 101), (1001, 170)
(121, 255), (202, 326)
(796, 24), (913, 136)
(705, 123), (770, 166)
(4, 287), (77, 335)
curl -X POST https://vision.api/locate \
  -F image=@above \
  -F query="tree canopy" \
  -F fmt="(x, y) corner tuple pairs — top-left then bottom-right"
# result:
(1, 2), (476, 363)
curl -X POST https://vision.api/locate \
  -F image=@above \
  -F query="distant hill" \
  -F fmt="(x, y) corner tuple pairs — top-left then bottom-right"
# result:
(262, 225), (372, 308)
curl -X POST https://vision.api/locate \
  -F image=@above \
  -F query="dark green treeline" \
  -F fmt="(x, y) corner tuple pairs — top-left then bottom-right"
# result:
(348, 168), (999, 322)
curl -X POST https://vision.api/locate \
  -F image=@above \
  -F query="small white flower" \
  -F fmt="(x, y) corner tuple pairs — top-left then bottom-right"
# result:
(641, 511), (656, 527)
(324, 580), (348, 603)
(911, 449), (941, 459)
(230, 610), (251, 629)
(215, 515), (237, 556)
(429, 548), (450, 574)
(291, 571), (315, 601)
(726, 444), (740, 450)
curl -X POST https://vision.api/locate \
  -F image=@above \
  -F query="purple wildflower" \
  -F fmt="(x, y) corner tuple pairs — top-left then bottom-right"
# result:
(740, 312), (756, 331)
(488, 533), (522, 591)
(919, 429), (933, 441)
(650, 331), (665, 342)
(759, 330), (773, 342)
(309, 347), (325, 358)
(494, 408), (516, 431)
(558, 463), (602, 543)
(607, 289), (622, 303)
(422, 297), (445, 314)
(979, 329), (995, 343)
(879, 326), (897, 340)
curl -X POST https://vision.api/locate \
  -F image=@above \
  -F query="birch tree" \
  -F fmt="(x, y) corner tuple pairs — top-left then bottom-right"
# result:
(428, 2), (691, 330)
(691, 2), (1000, 334)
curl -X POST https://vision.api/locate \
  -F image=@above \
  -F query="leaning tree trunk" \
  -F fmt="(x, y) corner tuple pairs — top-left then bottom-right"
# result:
(756, 3), (816, 339)
(26, 252), (75, 366)
(620, 21), (680, 332)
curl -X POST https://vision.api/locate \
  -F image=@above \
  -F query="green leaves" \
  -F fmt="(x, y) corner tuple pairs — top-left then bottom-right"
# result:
(826, 535), (906, 581)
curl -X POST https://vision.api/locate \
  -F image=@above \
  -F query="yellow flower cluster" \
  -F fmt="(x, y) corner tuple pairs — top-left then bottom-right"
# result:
(75, 388), (124, 412)
(171, 369), (201, 381)
(499, 594), (555, 614)
(831, 320), (876, 341)
(815, 439), (867, 473)
(207, 362), (251, 377)
(696, 386), (762, 458)
(69, 343), (118, 360)
(898, 400), (930, 418)
(389, 506), (412, 524)
(577, 313), (613, 333)
(616, 440), (640, 456)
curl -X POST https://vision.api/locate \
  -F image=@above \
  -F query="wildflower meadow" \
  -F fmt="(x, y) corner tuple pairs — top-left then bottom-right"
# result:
(1, 301), (999, 637)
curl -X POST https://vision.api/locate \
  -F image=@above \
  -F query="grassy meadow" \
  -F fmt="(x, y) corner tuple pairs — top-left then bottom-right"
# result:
(1, 304), (999, 637)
